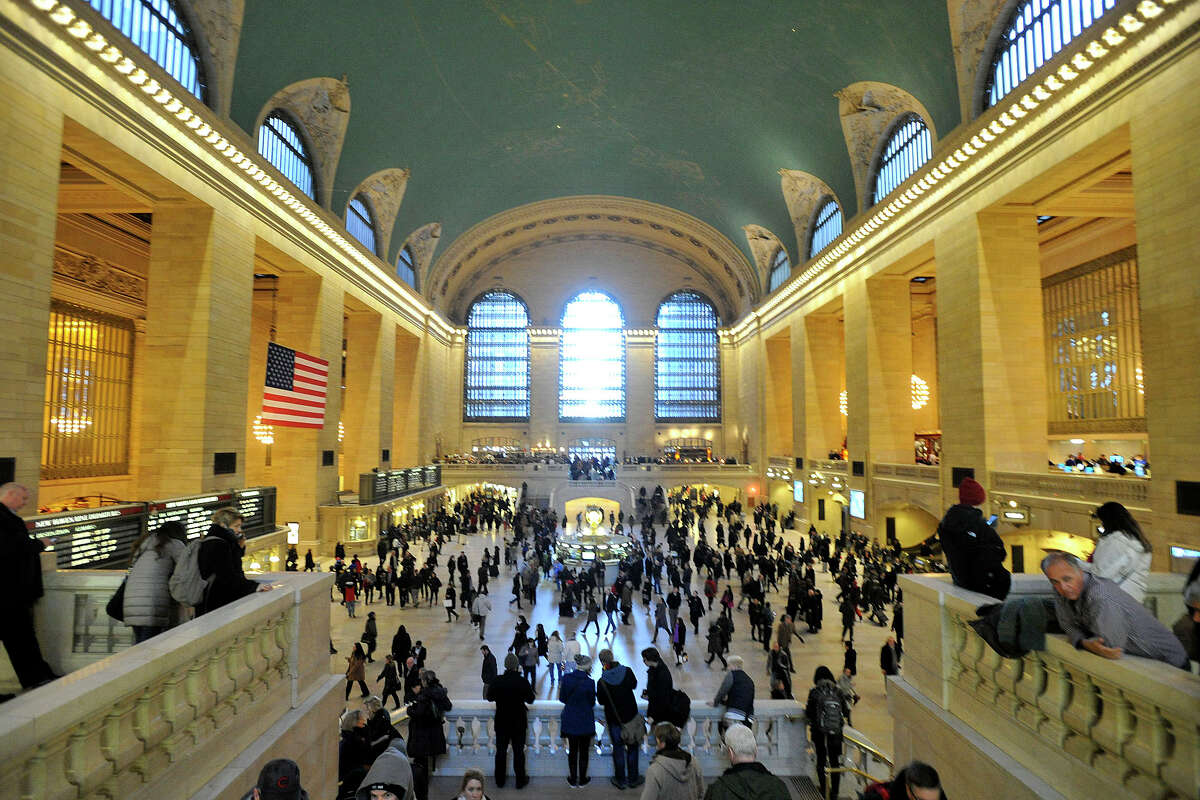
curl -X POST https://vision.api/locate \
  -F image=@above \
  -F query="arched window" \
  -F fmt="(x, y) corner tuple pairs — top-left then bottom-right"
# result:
(464, 291), (530, 420)
(396, 245), (416, 288)
(257, 111), (315, 199)
(345, 195), (377, 255)
(560, 291), (625, 420)
(985, 0), (1117, 109)
(808, 198), (843, 259)
(655, 291), (720, 421)
(872, 114), (932, 205)
(89, 0), (207, 102)
(767, 248), (791, 293)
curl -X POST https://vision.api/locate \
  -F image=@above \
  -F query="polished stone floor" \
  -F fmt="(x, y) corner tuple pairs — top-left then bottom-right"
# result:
(327, 514), (899, 760)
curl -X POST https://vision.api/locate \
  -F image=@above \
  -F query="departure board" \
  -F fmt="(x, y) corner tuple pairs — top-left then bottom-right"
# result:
(147, 492), (234, 541)
(358, 465), (441, 504)
(236, 487), (277, 539)
(28, 504), (147, 569)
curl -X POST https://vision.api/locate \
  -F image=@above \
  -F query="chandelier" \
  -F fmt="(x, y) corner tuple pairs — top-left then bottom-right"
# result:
(252, 415), (275, 445)
(839, 390), (848, 417)
(911, 374), (930, 410)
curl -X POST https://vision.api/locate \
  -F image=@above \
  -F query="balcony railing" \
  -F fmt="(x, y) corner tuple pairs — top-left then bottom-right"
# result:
(899, 574), (1199, 799)
(810, 459), (848, 474)
(420, 698), (808, 777)
(872, 462), (940, 484)
(0, 573), (340, 800)
(990, 470), (1150, 509)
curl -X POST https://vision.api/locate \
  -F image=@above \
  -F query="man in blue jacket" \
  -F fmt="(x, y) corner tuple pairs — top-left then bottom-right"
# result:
(596, 648), (643, 790)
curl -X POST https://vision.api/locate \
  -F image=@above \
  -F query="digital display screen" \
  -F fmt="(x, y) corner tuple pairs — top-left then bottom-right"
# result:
(849, 489), (865, 520)
(29, 504), (146, 569)
(793, 480), (804, 503)
(359, 466), (442, 504)
(147, 493), (232, 541)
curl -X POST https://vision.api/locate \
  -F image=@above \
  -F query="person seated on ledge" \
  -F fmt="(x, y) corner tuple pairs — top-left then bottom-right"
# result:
(1042, 552), (1190, 670)
(937, 477), (1010, 600)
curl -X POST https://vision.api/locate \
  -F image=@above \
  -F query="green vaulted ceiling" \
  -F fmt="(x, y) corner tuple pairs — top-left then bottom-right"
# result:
(230, 0), (959, 272)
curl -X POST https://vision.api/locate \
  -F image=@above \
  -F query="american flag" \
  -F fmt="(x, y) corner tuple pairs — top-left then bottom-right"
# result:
(262, 342), (329, 429)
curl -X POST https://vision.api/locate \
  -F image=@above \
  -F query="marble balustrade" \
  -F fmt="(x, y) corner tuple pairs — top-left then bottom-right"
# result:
(0, 572), (341, 800)
(899, 574), (1199, 800)
(416, 698), (809, 778)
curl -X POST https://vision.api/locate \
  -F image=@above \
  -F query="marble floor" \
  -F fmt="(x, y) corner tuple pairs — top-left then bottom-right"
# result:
(327, 516), (900, 763)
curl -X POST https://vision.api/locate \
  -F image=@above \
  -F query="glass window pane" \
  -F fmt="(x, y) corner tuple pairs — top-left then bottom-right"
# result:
(396, 246), (417, 288)
(655, 291), (720, 421)
(808, 198), (843, 259)
(768, 248), (791, 293)
(872, 114), (931, 205)
(346, 195), (377, 255)
(465, 291), (530, 419)
(560, 291), (625, 420)
(88, 0), (206, 101)
(258, 111), (315, 199)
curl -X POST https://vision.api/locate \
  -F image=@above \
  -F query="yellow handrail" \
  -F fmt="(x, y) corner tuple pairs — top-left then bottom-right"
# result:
(823, 766), (880, 799)
(842, 729), (893, 769)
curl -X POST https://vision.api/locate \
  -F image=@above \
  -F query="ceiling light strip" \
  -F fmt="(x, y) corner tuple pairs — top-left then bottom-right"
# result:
(737, 0), (1179, 341)
(30, 0), (456, 338)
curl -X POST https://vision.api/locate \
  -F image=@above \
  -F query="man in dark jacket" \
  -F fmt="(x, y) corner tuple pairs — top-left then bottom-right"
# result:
(0, 483), (56, 690)
(596, 648), (642, 790)
(937, 477), (1010, 600)
(641, 647), (675, 725)
(486, 653), (535, 788)
(703, 723), (789, 800)
(377, 654), (402, 710)
(480, 644), (498, 695)
(863, 760), (948, 800)
(880, 636), (902, 677)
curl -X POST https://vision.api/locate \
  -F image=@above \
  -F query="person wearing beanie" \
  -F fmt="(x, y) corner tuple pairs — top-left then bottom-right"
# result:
(354, 737), (413, 800)
(937, 476), (1011, 600)
(242, 758), (309, 800)
(485, 651), (535, 788)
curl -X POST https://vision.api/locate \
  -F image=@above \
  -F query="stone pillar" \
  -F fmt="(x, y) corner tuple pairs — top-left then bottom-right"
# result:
(789, 318), (807, 463)
(802, 314), (845, 462)
(1130, 71), (1200, 561)
(936, 210), (1047, 495)
(270, 273), (342, 547)
(140, 204), (254, 497)
(844, 273), (914, 466)
(529, 332), (559, 450)
(392, 326), (421, 465)
(625, 333), (655, 459)
(764, 331), (794, 458)
(0, 98), (61, 503)
(341, 311), (393, 478)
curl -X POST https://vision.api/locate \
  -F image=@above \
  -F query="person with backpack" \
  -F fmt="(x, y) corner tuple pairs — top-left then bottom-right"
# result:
(123, 520), (187, 643)
(189, 508), (269, 615)
(805, 665), (850, 800)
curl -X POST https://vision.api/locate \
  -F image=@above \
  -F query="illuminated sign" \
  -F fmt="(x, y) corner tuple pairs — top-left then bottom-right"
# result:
(849, 489), (866, 520)
(793, 480), (804, 503)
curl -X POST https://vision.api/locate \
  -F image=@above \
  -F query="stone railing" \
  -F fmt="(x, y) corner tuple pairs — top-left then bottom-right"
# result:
(990, 470), (1150, 510)
(0, 573), (342, 800)
(872, 462), (940, 484)
(414, 699), (808, 777)
(810, 459), (849, 474)
(898, 574), (1199, 800)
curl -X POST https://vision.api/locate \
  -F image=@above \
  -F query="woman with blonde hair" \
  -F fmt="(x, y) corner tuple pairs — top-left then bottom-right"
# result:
(450, 768), (491, 800)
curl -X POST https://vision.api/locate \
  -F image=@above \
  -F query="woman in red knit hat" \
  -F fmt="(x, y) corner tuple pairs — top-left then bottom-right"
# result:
(936, 477), (1011, 600)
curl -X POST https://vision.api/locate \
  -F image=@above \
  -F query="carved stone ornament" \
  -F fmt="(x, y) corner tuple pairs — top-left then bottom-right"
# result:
(349, 168), (411, 257)
(257, 77), (351, 209)
(778, 170), (840, 258)
(53, 245), (147, 304)
(834, 82), (937, 213)
(742, 224), (787, 289)
(187, 0), (245, 117)
(402, 223), (442, 286)
(946, 0), (1010, 119)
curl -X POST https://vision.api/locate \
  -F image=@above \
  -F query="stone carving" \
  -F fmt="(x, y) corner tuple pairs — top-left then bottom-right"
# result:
(835, 82), (937, 213)
(401, 223), (443, 288)
(53, 245), (147, 304)
(947, 0), (1010, 119)
(742, 224), (786, 289)
(778, 170), (840, 257)
(187, 0), (244, 116)
(429, 196), (757, 320)
(257, 77), (351, 209)
(348, 168), (410, 258)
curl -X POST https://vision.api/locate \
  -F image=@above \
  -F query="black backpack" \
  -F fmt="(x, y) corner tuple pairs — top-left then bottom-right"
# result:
(669, 688), (691, 727)
(813, 683), (844, 735)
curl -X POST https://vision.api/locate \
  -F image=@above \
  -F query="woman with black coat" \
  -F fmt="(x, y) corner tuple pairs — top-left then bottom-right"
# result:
(197, 508), (265, 615)
(392, 624), (412, 663)
(407, 669), (453, 800)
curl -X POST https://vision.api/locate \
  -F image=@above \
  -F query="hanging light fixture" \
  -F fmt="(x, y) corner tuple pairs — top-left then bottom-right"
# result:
(338, 420), (345, 443)
(252, 415), (275, 445)
(839, 390), (848, 417)
(911, 374), (930, 410)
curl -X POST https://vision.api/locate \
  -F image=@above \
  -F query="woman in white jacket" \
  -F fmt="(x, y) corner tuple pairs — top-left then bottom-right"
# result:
(546, 630), (565, 685)
(123, 520), (187, 642)
(1090, 502), (1153, 602)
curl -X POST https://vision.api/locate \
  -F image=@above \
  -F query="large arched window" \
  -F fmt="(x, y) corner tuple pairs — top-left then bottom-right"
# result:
(808, 198), (843, 259)
(89, 0), (207, 102)
(767, 248), (791, 293)
(560, 291), (625, 420)
(396, 245), (416, 288)
(985, 0), (1117, 109)
(346, 195), (377, 255)
(655, 291), (720, 421)
(872, 114), (932, 205)
(464, 291), (530, 420)
(257, 111), (315, 199)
